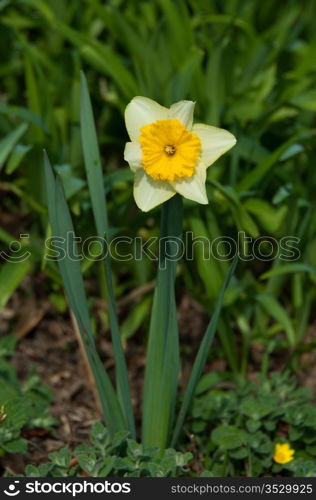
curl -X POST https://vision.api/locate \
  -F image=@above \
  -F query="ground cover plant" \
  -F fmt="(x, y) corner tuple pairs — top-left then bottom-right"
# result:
(0, 335), (56, 457)
(190, 372), (316, 477)
(0, 0), (316, 478)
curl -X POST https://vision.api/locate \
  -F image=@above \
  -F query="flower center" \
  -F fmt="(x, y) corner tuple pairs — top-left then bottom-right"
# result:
(139, 119), (201, 182)
(164, 144), (176, 156)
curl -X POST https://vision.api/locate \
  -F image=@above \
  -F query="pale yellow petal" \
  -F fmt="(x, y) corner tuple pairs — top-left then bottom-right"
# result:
(171, 161), (208, 204)
(133, 169), (176, 212)
(124, 142), (142, 172)
(169, 100), (195, 129)
(193, 124), (236, 167)
(125, 97), (169, 141)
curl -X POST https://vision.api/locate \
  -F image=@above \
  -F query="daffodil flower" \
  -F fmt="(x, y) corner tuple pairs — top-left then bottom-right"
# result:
(124, 97), (236, 212)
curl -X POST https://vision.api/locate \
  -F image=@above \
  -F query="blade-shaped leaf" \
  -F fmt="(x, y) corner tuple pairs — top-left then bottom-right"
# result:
(0, 123), (28, 171)
(0, 259), (32, 310)
(236, 133), (307, 192)
(260, 263), (316, 280)
(256, 293), (295, 347)
(44, 152), (125, 436)
(80, 72), (135, 437)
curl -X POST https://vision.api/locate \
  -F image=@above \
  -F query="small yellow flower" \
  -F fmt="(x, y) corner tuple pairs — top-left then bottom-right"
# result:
(124, 97), (236, 211)
(273, 443), (295, 464)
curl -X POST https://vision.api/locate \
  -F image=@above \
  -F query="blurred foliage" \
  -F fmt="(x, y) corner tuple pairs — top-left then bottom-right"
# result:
(0, 0), (316, 370)
(0, 335), (57, 456)
(191, 371), (316, 477)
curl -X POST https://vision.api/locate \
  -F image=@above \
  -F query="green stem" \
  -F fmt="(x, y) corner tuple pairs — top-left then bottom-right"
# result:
(142, 195), (183, 450)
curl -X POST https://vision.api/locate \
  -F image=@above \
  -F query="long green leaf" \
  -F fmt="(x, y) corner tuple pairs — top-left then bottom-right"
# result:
(0, 228), (14, 245)
(80, 72), (135, 437)
(24, 52), (44, 143)
(44, 152), (125, 436)
(52, 21), (138, 98)
(0, 123), (28, 171)
(142, 195), (183, 450)
(256, 293), (295, 347)
(171, 255), (238, 447)
(0, 259), (32, 310)
(236, 134), (303, 192)
(260, 263), (316, 280)
(0, 104), (48, 132)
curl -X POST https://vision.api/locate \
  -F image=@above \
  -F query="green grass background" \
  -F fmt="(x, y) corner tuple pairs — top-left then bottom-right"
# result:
(1, 0), (316, 374)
